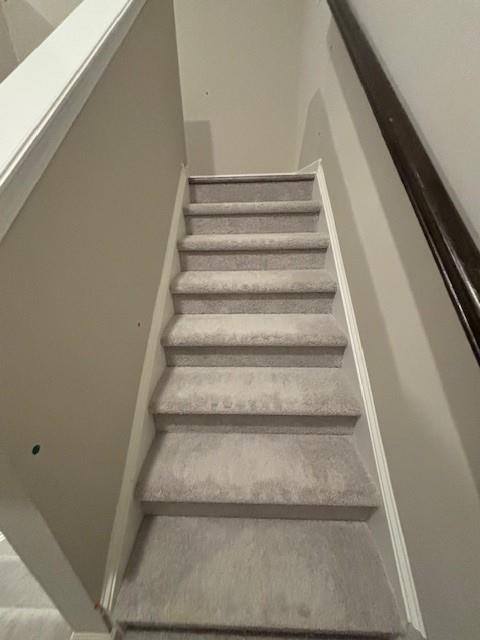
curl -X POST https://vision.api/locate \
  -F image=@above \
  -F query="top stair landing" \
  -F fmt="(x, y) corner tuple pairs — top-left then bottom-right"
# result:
(189, 173), (315, 203)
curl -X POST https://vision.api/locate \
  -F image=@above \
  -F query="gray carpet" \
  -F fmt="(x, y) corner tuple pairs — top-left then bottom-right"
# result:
(114, 173), (401, 638)
(0, 537), (71, 639)
(0, 608), (71, 640)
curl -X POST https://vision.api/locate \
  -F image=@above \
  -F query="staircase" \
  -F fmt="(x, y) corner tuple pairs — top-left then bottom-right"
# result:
(115, 174), (402, 638)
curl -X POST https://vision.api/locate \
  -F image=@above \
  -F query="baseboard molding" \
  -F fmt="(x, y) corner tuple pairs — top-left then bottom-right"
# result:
(314, 159), (426, 639)
(100, 165), (189, 612)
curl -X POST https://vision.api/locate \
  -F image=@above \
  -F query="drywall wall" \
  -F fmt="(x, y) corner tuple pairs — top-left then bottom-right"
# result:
(295, 2), (480, 638)
(0, 6), (17, 82)
(1, 0), (83, 64)
(20, 0), (84, 26)
(349, 0), (480, 243)
(0, 0), (185, 600)
(174, 0), (306, 174)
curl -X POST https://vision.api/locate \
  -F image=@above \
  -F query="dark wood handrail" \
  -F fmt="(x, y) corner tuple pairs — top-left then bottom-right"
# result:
(328, 0), (480, 365)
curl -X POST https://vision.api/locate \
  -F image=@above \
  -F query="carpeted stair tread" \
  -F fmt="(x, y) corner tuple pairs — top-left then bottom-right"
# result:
(184, 201), (321, 216)
(178, 232), (328, 251)
(151, 367), (360, 418)
(171, 270), (336, 295)
(162, 314), (346, 348)
(115, 517), (401, 636)
(188, 174), (315, 203)
(0, 557), (54, 609)
(137, 433), (379, 519)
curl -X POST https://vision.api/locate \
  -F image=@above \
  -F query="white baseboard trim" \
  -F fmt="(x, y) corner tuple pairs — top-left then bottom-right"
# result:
(314, 159), (426, 638)
(100, 165), (189, 612)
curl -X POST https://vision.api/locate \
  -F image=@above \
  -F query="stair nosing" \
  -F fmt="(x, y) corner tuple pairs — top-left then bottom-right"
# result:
(178, 232), (329, 252)
(136, 433), (379, 514)
(184, 200), (321, 216)
(151, 367), (361, 418)
(161, 314), (347, 348)
(171, 270), (337, 296)
(189, 173), (315, 184)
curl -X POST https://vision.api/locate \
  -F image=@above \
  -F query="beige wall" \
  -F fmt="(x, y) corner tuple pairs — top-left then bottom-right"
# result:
(296, 2), (480, 638)
(0, 8), (17, 82)
(0, 0), (83, 68)
(174, 0), (305, 175)
(0, 0), (185, 600)
(349, 0), (480, 244)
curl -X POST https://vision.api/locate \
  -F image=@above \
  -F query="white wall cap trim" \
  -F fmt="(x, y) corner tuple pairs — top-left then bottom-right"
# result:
(0, 0), (147, 244)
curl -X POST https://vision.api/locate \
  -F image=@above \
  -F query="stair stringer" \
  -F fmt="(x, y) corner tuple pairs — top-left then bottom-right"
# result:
(309, 158), (426, 639)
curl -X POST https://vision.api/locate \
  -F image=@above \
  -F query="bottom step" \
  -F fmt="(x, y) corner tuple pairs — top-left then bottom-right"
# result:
(116, 517), (401, 637)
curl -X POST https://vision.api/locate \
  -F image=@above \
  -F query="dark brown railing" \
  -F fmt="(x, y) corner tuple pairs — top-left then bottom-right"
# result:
(328, 0), (480, 365)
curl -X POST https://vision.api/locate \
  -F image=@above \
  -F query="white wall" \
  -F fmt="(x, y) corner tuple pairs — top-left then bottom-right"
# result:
(0, 0), (185, 599)
(349, 0), (480, 244)
(174, 0), (305, 174)
(295, 3), (480, 639)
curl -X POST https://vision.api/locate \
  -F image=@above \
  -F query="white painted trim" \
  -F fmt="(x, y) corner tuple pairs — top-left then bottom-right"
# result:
(0, 532), (5, 542)
(314, 159), (426, 638)
(100, 166), (189, 611)
(0, 0), (146, 244)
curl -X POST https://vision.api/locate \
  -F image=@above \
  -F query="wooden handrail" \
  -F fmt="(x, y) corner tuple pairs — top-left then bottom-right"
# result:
(328, 0), (480, 365)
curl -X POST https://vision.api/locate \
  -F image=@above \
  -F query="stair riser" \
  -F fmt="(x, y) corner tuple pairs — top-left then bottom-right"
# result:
(179, 250), (325, 270)
(173, 294), (334, 314)
(189, 180), (314, 203)
(164, 346), (344, 367)
(154, 414), (357, 435)
(140, 501), (376, 521)
(185, 214), (318, 235)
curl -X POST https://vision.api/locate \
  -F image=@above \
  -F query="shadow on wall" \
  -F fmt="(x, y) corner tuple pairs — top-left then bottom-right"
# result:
(325, 21), (480, 492)
(185, 120), (215, 175)
(297, 90), (323, 171)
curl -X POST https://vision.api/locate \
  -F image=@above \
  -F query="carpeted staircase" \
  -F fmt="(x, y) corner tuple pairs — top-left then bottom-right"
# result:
(115, 174), (402, 638)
